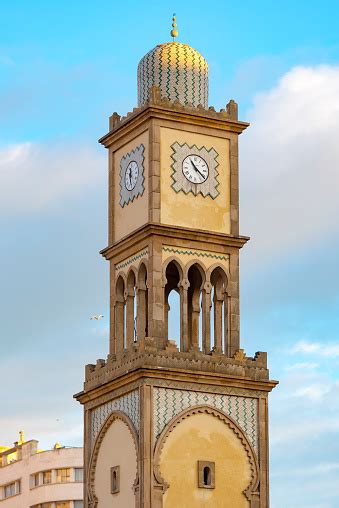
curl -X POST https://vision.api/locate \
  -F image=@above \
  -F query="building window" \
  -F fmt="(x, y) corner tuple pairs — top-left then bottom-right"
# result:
(56, 468), (71, 483)
(198, 461), (215, 489)
(32, 472), (40, 487)
(3, 480), (20, 498)
(111, 466), (120, 494)
(42, 470), (52, 484)
(74, 501), (84, 508)
(74, 468), (84, 482)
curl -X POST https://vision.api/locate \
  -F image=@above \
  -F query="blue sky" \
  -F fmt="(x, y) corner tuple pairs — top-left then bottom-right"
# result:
(1, 1), (339, 507)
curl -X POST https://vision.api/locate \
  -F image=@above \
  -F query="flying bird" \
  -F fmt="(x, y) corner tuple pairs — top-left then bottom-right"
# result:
(90, 315), (104, 321)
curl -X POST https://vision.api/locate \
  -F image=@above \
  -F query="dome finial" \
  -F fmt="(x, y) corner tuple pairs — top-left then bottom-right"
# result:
(170, 13), (178, 41)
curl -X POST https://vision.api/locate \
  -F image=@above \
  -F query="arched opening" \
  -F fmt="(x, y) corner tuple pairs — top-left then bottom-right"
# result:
(115, 276), (125, 354)
(187, 264), (203, 351)
(165, 261), (181, 350)
(210, 267), (228, 354)
(137, 263), (148, 341)
(126, 270), (136, 349)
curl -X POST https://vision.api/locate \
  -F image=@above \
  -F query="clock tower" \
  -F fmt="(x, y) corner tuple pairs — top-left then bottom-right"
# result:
(75, 18), (277, 508)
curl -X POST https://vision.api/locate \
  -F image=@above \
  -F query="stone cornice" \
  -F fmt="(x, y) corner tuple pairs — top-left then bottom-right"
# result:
(75, 364), (278, 406)
(100, 223), (250, 261)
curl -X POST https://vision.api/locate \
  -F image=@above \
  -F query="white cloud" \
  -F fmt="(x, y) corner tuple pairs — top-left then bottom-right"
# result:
(0, 141), (105, 215)
(271, 417), (339, 445)
(291, 340), (339, 357)
(293, 383), (331, 400)
(272, 462), (339, 478)
(285, 362), (319, 370)
(241, 65), (339, 257)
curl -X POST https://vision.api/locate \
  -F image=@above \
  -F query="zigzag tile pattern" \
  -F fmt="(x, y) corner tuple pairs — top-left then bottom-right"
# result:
(91, 390), (139, 448)
(138, 42), (208, 108)
(153, 387), (258, 454)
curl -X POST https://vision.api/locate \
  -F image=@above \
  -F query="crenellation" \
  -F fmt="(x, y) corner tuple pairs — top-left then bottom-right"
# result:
(83, 343), (269, 390)
(103, 86), (244, 140)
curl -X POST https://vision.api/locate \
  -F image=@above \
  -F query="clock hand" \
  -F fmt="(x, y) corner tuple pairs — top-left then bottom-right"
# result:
(190, 160), (205, 180)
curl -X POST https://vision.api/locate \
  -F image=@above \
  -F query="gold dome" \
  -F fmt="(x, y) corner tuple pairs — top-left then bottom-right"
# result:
(137, 42), (208, 108)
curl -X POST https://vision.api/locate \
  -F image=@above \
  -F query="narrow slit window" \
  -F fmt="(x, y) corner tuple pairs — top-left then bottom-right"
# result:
(111, 465), (120, 494)
(198, 461), (215, 489)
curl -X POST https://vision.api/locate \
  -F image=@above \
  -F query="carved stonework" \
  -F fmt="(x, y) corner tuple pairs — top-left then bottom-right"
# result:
(153, 387), (258, 453)
(91, 389), (139, 448)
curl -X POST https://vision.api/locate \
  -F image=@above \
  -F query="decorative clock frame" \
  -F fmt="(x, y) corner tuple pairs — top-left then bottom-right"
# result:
(119, 144), (145, 207)
(170, 142), (219, 199)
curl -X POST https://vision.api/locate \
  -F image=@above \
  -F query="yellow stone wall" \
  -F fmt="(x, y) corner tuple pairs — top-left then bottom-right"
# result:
(159, 413), (251, 508)
(94, 419), (137, 507)
(113, 131), (149, 242)
(160, 127), (230, 234)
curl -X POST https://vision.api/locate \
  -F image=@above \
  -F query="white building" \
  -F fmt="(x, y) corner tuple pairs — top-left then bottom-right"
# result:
(0, 433), (83, 508)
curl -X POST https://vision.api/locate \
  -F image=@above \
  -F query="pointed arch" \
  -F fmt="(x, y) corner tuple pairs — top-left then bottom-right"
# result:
(209, 265), (230, 355)
(115, 275), (125, 353)
(187, 262), (206, 351)
(153, 405), (259, 506)
(88, 410), (139, 508)
(126, 269), (137, 348)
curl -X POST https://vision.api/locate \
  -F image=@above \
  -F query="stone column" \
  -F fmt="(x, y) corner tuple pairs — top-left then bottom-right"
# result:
(213, 292), (223, 354)
(190, 289), (200, 351)
(224, 292), (231, 356)
(148, 238), (165, 345)
(164, 293), (170, 341)
(125, 289), (135, 349)
(229, 252), (240, 356)
(202, 282), (212, 354)
(115, 296), (125, 353)
(179, 278), (189, 352)
(137, 285), (147, 341)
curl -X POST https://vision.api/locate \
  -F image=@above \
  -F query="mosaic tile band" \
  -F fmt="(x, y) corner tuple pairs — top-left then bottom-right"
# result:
(91, 390), (139, 448)
(138, 42), (208, 108)
(115, 248), (149, 272)
(153, 387), (258, 454)
(163, 246), (229, 261)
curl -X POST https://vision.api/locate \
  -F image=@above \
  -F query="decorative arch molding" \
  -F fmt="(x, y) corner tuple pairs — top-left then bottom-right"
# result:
(162, 256), (185, 287)
(88, 410), (139, 508)
(126, 266), (138, 284)
(206, 262), (230, 290)
(183, 259), (208, 282)
(153, 405), (259, 505)
(137, 257), (149, 272)
(115, 271), (128, 290)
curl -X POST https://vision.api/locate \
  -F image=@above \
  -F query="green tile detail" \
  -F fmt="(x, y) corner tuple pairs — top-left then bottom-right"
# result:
(153, 387), (258, 454)
(163, 246), (228, 262)
(115, 249), (148, 272)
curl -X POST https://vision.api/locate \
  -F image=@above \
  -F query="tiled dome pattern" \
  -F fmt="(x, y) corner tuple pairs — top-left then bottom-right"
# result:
(138, 42), (208, 108)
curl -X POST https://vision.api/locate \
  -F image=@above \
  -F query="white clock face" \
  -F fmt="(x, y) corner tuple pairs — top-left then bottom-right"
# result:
(182, 155), (209, 184)
(125, 161), (139, 191)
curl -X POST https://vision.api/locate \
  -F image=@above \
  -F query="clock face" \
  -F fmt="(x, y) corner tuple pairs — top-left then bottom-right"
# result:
(182, 155), (209, 184)
(125, 161), (139, 191)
